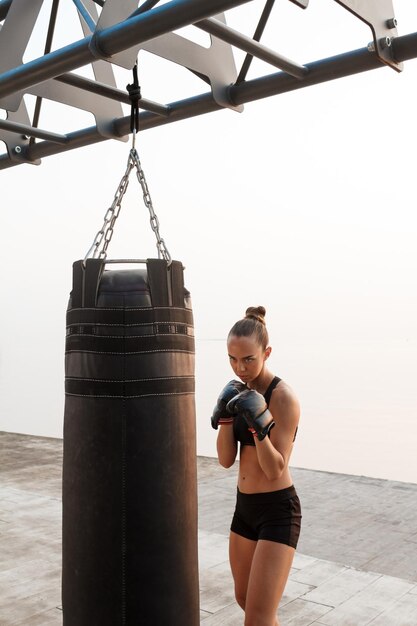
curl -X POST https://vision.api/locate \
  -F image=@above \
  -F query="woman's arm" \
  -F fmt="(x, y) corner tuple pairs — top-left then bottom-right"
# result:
(216, 425), (238, 468)
(253, 385), (300, 480)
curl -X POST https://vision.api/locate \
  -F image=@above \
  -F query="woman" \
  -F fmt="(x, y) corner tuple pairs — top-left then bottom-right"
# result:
(211, 306), (301, 626)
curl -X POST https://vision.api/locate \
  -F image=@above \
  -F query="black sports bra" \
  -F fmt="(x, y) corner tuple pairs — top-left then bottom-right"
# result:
(233, 376), (281, 447)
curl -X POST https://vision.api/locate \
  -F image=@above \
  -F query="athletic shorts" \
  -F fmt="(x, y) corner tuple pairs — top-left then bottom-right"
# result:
(230, 485), (302, 549)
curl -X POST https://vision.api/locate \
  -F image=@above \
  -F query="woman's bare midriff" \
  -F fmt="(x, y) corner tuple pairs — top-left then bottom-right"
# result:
(238, 445), (294, 493)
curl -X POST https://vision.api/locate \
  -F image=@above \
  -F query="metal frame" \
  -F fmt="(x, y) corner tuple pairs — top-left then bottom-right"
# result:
(0, 0), (416, 169)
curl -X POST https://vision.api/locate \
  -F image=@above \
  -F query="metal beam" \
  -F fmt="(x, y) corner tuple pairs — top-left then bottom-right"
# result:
(229, 32), (416, 106)
(391, 31), (417, 62)
(0, 118), (68, 143)
(131, 0), (161, 17)
(0, 0), (254, 101)
(1, 32), (416, 169)
(55, 73), (170, 116)
(196, 17), (307, 79)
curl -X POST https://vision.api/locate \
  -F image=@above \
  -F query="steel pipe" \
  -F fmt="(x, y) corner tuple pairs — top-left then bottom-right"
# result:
(231, 45), (381, 105)
(391, 31), (417, 62)
(55, 73), (170, 116)
(0, 118), (68, 143)
(130, 0), (161, 17)
(0, 38), (93, 102)
(0, 0), (254, 101)
(230, 34), (417, 105)
(196, 17), (307, 79)
(92, 0), (253, 57)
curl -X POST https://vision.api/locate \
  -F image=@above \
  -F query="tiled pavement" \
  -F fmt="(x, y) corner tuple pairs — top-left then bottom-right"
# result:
(1, 432), (417, 625)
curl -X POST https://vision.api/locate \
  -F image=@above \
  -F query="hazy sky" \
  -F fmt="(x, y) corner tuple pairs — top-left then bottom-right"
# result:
(1, 0), (416, 481)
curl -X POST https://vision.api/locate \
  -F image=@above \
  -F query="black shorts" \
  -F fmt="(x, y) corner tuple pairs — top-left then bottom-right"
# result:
(230, 485), (302, 549)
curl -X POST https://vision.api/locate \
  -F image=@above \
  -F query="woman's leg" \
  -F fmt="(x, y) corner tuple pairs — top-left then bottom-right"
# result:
(229, 530), (257, 611)
(244, 540), (295, 626)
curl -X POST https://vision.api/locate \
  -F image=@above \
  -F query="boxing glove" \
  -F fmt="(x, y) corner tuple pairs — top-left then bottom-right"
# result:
(211, 380), (246, 430)
(227, 389), (275, 441)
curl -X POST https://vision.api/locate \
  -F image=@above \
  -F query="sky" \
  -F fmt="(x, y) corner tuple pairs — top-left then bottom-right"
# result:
(1, 0), (417, 482)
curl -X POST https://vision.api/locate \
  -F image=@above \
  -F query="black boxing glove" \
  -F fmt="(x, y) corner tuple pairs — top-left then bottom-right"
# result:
(211, 380), (246, 430)
(227, 389), (275, 441)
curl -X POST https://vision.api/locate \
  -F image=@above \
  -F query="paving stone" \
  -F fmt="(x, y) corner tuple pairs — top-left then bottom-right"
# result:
(198, 529), (229, 570)
(200, 608), (212, 621)
(280, 579), (315, 607)
(8, 608), (62, 626)
(292, 553), (319, 571)
(318, 575), (416, 626)
(290, 558), (347, 587)
(0, 589), (61, 625)
(367, 591), (417, 625)
(302, 567), (380, 607)
(0, 565), (60, 600)
(200, 562), (236, 613)
(362, 539), (417, 581)
(278, 598), (333, 625)
(199, 602), (243, 625)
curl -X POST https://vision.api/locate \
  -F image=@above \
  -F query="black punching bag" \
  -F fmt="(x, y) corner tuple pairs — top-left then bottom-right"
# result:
(62, 258), (199, 626)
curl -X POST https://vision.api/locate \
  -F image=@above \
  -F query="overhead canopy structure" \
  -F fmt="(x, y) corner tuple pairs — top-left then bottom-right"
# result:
(0, 0), (416, 169)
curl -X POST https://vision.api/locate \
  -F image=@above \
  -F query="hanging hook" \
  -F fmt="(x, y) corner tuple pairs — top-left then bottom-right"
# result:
(126, 61), (141, 149)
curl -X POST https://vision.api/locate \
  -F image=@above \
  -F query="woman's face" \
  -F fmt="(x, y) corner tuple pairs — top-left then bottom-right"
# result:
(227, 334), (271, 384)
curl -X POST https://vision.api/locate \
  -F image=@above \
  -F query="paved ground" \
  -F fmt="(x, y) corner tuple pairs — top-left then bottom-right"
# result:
(1, 431), (417, 625)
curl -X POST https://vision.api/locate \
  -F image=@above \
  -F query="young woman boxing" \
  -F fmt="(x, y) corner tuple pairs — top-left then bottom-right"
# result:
(211, 306), (301, 626)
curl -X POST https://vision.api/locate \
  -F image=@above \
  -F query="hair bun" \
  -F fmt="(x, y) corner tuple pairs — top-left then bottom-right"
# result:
(245, 306), (266, 325)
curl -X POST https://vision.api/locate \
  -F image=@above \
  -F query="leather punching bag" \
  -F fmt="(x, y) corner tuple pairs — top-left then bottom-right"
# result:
(62, 258), (199, 626)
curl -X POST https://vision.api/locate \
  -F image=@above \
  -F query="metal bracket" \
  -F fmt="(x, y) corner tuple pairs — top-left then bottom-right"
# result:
(95, 0), (243, 111)
(2, 100), (41, 165)
(334, 0), (403, 72)
(140, 16), (244, 112)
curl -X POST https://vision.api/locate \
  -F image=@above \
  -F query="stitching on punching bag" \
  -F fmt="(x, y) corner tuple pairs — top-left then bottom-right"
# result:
(69, 306), (191, 312)
(121, 299), (127, 626)
(66, 375), (194, 383)
(65, 391), (194, 399)
(65, 349), (195, 355)
(66, 332), (192, 339)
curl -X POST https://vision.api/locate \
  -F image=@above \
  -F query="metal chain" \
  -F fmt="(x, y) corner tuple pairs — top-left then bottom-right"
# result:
(84, 146), (171, 264)
(131, 148), (171, 263)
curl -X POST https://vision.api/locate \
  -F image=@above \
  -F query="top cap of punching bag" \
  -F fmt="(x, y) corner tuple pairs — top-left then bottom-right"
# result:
(70, 258), (188, 309)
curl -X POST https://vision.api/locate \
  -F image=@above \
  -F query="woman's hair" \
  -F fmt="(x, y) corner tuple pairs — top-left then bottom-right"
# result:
(228, 306), (269, 350)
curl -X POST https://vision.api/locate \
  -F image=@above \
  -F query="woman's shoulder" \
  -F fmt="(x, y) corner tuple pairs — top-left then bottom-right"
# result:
(271, 379), (300, 415)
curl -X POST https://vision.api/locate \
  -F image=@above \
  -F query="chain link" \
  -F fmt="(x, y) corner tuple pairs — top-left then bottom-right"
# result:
(131, 148), (171, 263)
(84, 147), (171, 264)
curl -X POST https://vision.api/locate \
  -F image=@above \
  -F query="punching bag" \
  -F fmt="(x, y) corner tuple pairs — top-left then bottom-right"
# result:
(62, 258), (199, 626)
